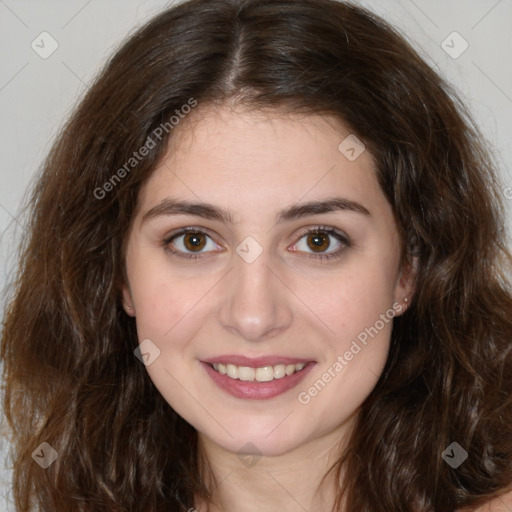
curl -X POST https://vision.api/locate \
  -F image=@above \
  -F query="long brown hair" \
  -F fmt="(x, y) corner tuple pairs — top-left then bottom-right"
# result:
(2, 0), (512, 510)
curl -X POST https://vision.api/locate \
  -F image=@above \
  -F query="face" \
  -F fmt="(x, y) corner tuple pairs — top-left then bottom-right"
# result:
(121, 105), (414, 459)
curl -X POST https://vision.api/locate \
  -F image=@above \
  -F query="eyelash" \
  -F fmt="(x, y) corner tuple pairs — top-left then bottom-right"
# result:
(163, 226), (351, 262)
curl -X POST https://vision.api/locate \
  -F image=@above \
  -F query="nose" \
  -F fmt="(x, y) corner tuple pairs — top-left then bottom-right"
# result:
(218, 246), (294, 342)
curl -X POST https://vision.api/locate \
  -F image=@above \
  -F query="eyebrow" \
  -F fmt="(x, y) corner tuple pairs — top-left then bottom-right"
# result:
(141, 196), (371, 225)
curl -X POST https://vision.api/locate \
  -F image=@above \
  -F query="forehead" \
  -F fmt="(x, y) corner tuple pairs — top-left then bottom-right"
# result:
(166, 104), (362, 169)
(134, 104), (389, 226)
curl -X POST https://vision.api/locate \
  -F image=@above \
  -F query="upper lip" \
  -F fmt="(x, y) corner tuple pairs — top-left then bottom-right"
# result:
(202, 355), (314, 367)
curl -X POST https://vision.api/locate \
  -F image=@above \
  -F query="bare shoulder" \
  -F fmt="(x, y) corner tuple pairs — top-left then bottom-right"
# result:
(469, 489), (512, 512)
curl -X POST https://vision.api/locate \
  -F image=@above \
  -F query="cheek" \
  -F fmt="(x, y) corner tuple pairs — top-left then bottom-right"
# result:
(292, 256), (398, 345)
(127, 268), (209, 424)
(294, 267), (396, 431)
(127, 247), (214, 343)
(132, 278), (187, 340)
(289, 252), (398, 414)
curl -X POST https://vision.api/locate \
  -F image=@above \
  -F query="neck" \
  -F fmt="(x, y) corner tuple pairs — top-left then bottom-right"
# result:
(193, 423), (353, 512)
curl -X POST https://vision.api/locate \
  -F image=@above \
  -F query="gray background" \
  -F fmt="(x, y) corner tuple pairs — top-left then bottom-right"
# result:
(1, 0), (511, 509)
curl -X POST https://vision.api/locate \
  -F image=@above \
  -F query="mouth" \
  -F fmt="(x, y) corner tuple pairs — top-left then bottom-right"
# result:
(208, 361), (307, 382)
(200, 357), (316, 400)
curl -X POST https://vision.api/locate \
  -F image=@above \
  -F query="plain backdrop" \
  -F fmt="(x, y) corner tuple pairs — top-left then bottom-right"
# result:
(0, 0), (511, 509)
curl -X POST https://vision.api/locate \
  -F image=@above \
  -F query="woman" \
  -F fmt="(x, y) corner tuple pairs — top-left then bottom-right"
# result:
(1, 0), (511, 510)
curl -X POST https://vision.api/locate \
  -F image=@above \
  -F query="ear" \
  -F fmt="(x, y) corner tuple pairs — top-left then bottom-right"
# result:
(121, 284), (136, 317)
(393, 255), (417, 316)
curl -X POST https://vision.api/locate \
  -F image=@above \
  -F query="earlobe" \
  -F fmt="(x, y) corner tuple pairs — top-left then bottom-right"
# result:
(121, 285), (136, 317)
(394, 255), (418, 316)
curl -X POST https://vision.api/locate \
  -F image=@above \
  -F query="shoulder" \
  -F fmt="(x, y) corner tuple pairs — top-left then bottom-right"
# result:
(468, 489), (512, 512)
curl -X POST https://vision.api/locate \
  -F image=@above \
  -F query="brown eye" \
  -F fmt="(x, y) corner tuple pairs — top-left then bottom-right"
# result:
(183, 232), (207, 252)
(290, 227), (350, 261)
(306, 232), (330, 253)
(164, 228), (220, 259)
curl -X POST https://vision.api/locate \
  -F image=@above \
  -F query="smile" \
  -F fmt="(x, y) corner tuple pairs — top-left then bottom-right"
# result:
(201, 360), (316, 400)
(211, 362), (306, 382)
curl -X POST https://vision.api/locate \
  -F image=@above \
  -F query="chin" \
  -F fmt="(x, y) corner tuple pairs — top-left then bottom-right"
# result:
(204, 417), (308, 458)
(228, 434), (301, 459)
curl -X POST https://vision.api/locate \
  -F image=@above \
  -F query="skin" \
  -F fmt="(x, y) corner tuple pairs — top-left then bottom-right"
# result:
(121, 104), (416, 511)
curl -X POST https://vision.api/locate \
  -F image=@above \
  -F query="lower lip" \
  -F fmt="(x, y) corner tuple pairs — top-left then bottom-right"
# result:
(201, 361), (316, 400)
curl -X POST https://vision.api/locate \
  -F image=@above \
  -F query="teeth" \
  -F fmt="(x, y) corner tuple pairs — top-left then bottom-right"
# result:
(238, 366), (255, 381)
(273, 364), (286, 379)
(211, 362), (306, 382)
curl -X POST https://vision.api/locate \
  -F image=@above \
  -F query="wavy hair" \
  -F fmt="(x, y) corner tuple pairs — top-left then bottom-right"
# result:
(1, 0), (512, 510)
